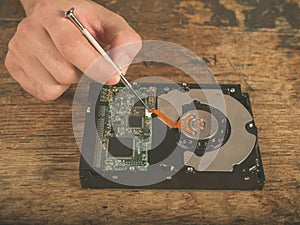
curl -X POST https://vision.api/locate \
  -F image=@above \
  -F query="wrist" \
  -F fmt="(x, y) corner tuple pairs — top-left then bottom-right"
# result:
(20, 0), (39, 15)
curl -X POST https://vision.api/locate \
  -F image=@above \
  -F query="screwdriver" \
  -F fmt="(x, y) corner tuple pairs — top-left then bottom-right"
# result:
(65, 7), (150, 111)
(65, 7), (182, 129)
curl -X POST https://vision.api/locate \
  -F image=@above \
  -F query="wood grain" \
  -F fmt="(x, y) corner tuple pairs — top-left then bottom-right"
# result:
(0, 0), (299, 224)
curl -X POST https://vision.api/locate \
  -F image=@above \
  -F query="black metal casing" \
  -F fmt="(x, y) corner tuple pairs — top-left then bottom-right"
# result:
(79, 83), (265, 190)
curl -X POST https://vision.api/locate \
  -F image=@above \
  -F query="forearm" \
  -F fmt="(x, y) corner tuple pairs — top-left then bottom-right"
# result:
(20, 0), (39, 15)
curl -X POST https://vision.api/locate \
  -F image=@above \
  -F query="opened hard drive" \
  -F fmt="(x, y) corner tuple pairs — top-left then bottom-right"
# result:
(79, 82), (265, 190)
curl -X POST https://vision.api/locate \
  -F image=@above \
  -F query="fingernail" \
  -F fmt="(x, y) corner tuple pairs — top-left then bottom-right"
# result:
(106, 73), (120, 85)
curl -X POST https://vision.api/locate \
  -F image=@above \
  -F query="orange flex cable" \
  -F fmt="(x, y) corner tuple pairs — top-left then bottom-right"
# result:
(151, 109), (182, 129)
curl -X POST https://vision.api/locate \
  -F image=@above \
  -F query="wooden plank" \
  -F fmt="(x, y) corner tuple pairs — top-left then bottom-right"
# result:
(0, 0), (299, 224)
(0, 0), (24, 20)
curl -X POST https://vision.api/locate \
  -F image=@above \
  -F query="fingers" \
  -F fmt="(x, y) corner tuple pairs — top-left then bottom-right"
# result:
(5, 51), (70, 101)
(5, 0), (142, 101)
(5, 18), (71, 101)
(34, 2), (106, 79)
(42, 19), (100, 74)
(16, 18), (82, 85)
(93, 8), (142, 83)
(37, 1), (142, 84)
(32, 27), (82, 85)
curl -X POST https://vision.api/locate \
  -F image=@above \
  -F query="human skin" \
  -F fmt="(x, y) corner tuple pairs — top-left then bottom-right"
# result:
(5, 0), (141, 101)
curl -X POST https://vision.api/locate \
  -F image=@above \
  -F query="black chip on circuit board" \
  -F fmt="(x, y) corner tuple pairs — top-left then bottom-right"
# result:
(129, 115), (143, 128)
(108, 137), (134, 158)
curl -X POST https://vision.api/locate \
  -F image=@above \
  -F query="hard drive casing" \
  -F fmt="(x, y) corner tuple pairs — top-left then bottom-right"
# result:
(79, 83), (265, 190)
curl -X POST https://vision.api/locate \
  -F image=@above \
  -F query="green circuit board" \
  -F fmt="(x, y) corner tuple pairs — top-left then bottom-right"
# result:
(94, 85), (157, 172)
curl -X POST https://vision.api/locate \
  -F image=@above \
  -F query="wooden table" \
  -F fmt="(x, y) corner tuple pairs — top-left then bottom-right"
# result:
(1, 0), (299, 224)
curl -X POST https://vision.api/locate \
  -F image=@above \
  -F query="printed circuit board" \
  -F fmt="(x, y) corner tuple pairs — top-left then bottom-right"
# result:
(94, 85), (157, 172)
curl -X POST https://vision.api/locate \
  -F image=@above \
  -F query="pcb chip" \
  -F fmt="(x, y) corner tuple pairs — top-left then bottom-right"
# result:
(129, 115), (143, 128)
(108, 137), (134, 158)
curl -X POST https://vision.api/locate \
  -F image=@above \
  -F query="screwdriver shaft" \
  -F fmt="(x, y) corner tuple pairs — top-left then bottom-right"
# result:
(65, 7), (150, 110)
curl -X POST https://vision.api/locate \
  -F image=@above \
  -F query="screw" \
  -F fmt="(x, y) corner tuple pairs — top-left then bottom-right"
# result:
(230, 88), (236, 93)
(187, 167), (194, 172)
(129, 166), (135, 172)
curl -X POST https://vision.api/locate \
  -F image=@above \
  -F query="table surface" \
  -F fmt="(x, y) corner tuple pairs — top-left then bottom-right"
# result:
(1, 0), (299, 224)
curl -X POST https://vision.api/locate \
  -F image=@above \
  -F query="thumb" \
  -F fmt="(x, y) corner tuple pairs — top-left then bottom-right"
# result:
(84, 41), (142, 85)
(82, 5), (142, 84)
(106, 40), (142, 85)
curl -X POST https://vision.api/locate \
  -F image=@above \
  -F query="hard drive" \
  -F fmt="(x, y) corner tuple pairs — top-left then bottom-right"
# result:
(79, 82), (265, 190)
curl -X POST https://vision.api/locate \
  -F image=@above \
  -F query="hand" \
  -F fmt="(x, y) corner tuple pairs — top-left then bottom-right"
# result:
(5, 0), (141, 101)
